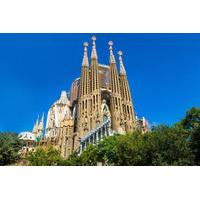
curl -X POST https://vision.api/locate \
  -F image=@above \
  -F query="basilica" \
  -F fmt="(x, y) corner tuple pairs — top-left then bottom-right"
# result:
(23, 36), (148, 158)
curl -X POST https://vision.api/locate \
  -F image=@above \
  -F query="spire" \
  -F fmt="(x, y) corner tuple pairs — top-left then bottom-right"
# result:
(32, 116), (39, 133)
(38, 113), (44, 131)
(108, 41), (116, 63)
(82, 42), (89, 66)
(91, 36), (98, 59)
(118, 51), (126, 75)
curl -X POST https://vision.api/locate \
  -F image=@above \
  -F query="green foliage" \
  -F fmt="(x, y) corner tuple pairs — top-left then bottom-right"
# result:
(180, 107), (200, 130)
(27, 146), (63, 166)
(148, 125), (194, 166)
(179, 107), (200, 165)
(76, 126), (193, 166)
(0, 132), (24, 166)
(58, 152), (83, 166)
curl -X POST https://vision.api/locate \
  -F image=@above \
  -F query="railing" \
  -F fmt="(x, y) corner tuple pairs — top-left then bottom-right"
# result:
(80, 117), (112, 153)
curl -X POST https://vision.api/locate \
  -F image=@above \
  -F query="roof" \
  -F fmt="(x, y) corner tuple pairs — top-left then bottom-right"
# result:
(18, 131), (35, 141)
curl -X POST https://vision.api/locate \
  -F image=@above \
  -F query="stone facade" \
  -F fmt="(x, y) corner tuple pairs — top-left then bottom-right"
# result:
(33, 36), (137, 158)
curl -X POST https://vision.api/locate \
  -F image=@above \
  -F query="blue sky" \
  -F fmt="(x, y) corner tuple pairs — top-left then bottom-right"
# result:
(0, 33), (199, 133)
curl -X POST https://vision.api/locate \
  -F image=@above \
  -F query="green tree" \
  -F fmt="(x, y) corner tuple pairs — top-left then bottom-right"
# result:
(148, 125), (194, 166)
(180, 107), (200, 130)
(27, 146), (63, 166)
(74, 126), (193, 166)
(0, 132), (24, 166)
(179, 107), (200, 165)
(58, 152), (83, 166)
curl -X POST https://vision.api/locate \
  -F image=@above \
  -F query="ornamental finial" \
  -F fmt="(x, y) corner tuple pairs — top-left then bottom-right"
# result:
(108, 41), (113, 46)
(108, 41), (116, 63)
(118, 50), (126, 75)
(84, 41), (89, 47)
(108, 41), (113, 50)
(92, 36), (96, 41)
(118, 50), (122, 56)
(82, 41), (89, 66)
(83, 42), (88, 53)
(91, 36), (98, 59)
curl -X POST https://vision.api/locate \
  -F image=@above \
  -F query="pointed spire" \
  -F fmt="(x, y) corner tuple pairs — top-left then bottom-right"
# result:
(108, 41), (116, 63)
(82, 42), (89, 66)
(32, 124), (35, 133)
(38, 113), (44, 131)
(118, 51), (126, 75)
(91, 36), (98, 59)
(32, 116), (39, 133)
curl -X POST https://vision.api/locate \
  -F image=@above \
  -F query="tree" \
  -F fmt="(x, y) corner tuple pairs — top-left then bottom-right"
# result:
(148, 125), (194, 166)
(179, 107), (200, 165)
(27, 146), (63, 166)
(0, 132), (24, 166)
(73, 126), (193, 166)
(58, 152), (83, 166)
(180, 107), (200, 130)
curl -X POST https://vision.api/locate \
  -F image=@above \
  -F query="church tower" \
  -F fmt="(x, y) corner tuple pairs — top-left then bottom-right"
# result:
(89, 36), (102, 129)
(108, 41), (125, 133)
(118, 51), (135, 132)
(59, 115), (74, 158)
(77, 42), (91, 137)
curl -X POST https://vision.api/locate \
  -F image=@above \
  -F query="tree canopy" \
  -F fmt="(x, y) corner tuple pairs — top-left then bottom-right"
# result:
(0, 132), (24, 166)
(27, 146), (63, 166)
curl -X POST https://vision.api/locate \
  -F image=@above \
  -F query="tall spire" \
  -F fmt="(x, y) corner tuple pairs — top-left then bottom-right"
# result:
(38, 113), (44, 131)
(32, 116), (39, 133)
(91, 36), (98, 59)
(108, 41), (116, 63)
(118, 51), (126, 75)
(82, 42), (89, 66)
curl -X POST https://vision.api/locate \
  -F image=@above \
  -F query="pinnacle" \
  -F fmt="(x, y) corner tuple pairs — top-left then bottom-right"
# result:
(82, 41), (89, 66)
(118, 51), (126, 75)
(91, 36), (98, 59)
(108, 41), (116, 63)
